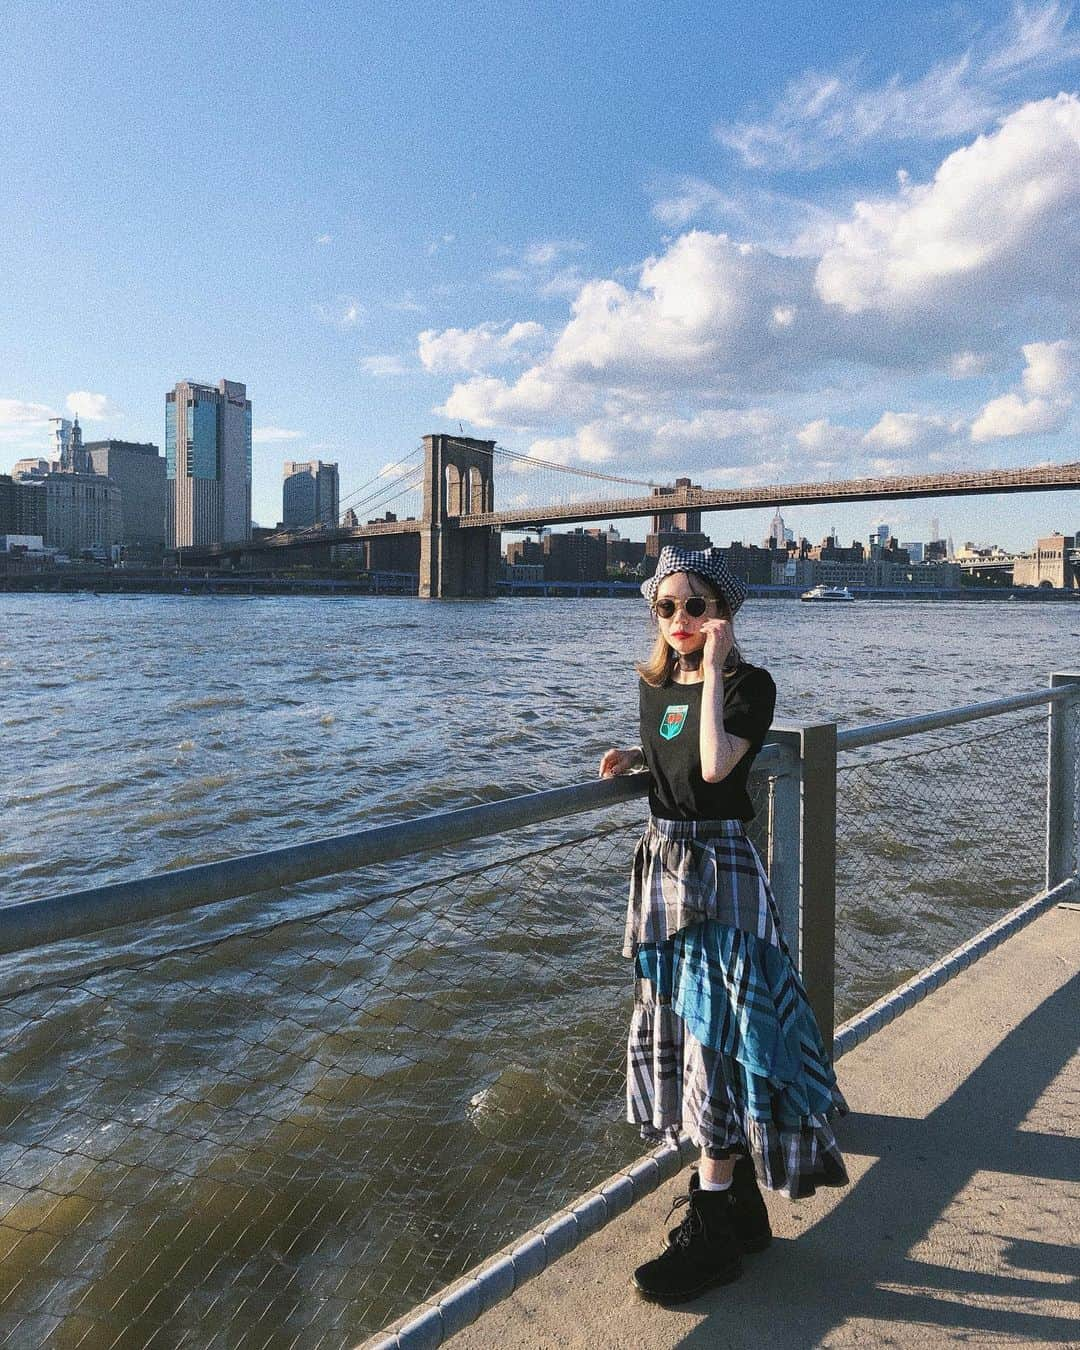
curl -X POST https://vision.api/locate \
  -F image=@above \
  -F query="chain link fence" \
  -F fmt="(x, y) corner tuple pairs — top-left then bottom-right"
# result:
(1, 698), (1073, 1348)
(834, 708), (1056, 1022)
(2, 785), (766, 1350)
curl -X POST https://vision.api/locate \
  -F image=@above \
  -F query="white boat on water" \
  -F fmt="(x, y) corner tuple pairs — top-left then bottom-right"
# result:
(800, 584), (856, 602)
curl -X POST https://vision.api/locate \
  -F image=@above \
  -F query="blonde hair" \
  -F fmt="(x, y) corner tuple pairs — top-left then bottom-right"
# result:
(635, 571), (742, 687)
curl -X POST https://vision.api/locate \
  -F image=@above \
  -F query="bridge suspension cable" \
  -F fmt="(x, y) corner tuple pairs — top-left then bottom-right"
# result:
(265, 446), (424, 545)
(481, 441), (662, 489)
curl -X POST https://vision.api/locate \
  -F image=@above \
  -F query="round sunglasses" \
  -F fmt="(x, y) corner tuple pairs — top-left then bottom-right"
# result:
(652, 596), (721, 619)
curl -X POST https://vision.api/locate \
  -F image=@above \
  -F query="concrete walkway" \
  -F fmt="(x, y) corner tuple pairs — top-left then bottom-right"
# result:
(446, 904), (1079, 1349)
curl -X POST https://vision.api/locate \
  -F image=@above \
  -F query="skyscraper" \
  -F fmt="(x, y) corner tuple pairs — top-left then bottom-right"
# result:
(282, 460), (340, 529)
(766, 508), (787, 548)
(165, 379), (252, 548)
(84, 440), (167, 558)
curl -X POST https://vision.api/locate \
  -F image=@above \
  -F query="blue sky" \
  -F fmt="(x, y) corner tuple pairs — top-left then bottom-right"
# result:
(2, 0), (1079, 548)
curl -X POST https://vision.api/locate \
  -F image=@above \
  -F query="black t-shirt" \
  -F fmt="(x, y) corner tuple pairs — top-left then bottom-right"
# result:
(639, 663), (776, 821)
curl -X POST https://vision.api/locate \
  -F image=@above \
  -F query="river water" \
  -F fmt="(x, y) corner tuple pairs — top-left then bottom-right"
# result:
(1, 593), (1076, 1347)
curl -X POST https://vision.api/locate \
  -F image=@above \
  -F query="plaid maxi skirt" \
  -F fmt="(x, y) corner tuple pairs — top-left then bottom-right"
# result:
(624, 816), (848, 1199)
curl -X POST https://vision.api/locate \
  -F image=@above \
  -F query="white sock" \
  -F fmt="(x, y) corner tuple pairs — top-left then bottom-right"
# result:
(699, 1175), (732, 1192)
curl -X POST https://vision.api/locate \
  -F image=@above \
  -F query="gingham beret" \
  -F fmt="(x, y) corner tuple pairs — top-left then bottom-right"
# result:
(640, 545), (747, 615)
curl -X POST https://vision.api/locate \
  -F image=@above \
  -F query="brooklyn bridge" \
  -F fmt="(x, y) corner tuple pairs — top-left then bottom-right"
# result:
(181, 434), (1080, 597)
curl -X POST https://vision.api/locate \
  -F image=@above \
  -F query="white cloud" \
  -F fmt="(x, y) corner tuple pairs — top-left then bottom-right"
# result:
(1020, 338), (1076, 395)
(492, 240), (589, 298)
(652, 408), (780, 452)
(418, 320), (547, 373)
(651, 179), (742, 229)
(359, 354), (412, 377)
(715, 3), (1080, 168)
(440, 366), (585, 428)
(816, 95), (1080, 314)
(316, 297), (365, 327)
(0, 399), (56, 453)
(386, 294), (425, 314)
(949, 350), (991, 377)
(863, 411), (962, 449)
(65, 391), (113, 421)
(432, 100), (1080, 478)
(526, 424), (617, 465)
(546, 231), (816, 392)
(984, 0), (1080, 75)
(970, 338), (1075, 440)
(315, 233), (332, 245)
(524, 240), (584, 267)
(0, 399), (55, 428)
(252, 426), (304, 444)
(866, 457), (911, 477)
(796, 418), (863, 452)
(970, 391), (1068, 440)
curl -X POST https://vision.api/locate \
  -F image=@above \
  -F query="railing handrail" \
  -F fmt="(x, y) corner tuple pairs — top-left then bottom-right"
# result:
(835, 684), (1076, 751)
(0, 773), (645, 959)
(3, 684), (1073, 958)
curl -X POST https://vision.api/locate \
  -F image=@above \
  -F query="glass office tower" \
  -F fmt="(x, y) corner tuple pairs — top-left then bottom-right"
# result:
(282, 460), (340, 530)
(165, 379), (252, 548)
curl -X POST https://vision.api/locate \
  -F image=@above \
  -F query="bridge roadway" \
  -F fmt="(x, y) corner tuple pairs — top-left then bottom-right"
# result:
(180, 461), (1080, 562)
(462, 460), (1080, 532)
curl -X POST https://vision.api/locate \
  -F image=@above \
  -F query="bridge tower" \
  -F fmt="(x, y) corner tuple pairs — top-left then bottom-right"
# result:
(418, 433), (501, 598)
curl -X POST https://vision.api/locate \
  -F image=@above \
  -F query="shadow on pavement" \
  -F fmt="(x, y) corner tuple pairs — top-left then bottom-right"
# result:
(674, 970), (1079, 1348)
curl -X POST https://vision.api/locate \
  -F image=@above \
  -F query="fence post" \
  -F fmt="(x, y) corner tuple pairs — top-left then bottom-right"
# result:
(799, 721), (838, 1050)
(764, 729), (802, 968)
(1047, 672), (1080, 889)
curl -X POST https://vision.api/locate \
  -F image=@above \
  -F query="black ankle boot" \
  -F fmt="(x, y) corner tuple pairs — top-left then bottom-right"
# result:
(633, 1188), (741, 1304)
(731, 1155), (772, 1252)
(668, 1164), (772, 1254)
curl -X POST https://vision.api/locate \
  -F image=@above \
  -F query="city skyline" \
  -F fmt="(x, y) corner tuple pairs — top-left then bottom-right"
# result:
(5, 420), (1076, 558)
(2, 3), (1079, 549)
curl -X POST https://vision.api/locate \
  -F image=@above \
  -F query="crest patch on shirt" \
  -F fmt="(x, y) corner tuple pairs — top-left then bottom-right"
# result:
(660, 704), (689, 740)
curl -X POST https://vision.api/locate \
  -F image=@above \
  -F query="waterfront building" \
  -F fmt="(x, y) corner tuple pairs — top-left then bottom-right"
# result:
(651, 478), (701, 534)
(606, 536), (647, 573)
(50, 418), (77, 469)
(1013, 533), (1078, 589)
(902, 541), (925, 563)
(505, 538), (544, 569)
(582, 525), (646, 575)
(0, 474), (47, 538)
(0, 534), (46, 553)
(544, 529), (607, 581)
(165, 379), (252, 548)
(503, 561), (545, 583)
(282, 460), (339, 530)
(84, 440), (167, 559)
(774, 555), (961, 589)
(28, 420), (124, 559)
(722, 541), (775, 585)
(44, 472), (122, 558)
(11, 458), (55, 482)
(645, 526), (712, 559)
(507, 529), (608, 582)
(644, 479), (712, 560)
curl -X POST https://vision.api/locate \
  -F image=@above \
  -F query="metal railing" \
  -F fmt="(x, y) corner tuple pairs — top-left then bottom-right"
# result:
(0, 676), (1076, 1350)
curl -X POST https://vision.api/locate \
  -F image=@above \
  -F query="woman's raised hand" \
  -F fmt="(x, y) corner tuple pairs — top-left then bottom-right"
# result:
(701, 618), (734, 670)
(599, 747), (640, 778)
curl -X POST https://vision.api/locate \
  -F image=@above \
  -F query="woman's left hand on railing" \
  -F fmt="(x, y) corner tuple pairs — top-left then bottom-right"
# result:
(599, 747), (644, 777)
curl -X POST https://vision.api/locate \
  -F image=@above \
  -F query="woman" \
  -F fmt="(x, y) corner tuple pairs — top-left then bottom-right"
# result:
(600, 545), (847, 1305)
